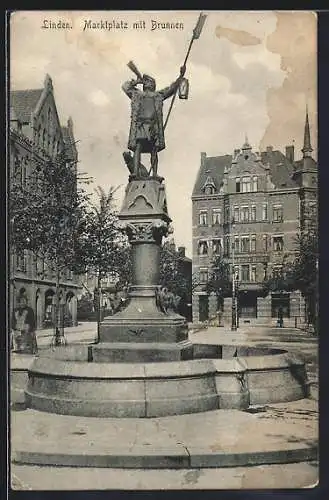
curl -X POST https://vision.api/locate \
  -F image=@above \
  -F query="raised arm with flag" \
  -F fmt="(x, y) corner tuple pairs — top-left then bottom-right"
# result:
(163, 12), (207, 130)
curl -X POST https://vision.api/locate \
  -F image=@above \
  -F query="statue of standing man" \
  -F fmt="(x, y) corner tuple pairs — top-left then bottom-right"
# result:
(122, 63), (186, 178)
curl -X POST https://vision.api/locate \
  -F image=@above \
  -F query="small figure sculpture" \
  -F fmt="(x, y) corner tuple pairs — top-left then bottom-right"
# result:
(11, 293), (38, 354)
(122, 64), (186, 177)
(122, 151), (149, 178)
(155, 286), (181, 315)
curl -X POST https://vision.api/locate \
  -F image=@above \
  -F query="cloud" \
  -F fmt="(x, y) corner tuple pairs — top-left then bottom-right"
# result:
(261, 11), (317, 154)
(215, 25), (261, 46)
(88, 89), (111, 107)
(9, 11), (316, 257)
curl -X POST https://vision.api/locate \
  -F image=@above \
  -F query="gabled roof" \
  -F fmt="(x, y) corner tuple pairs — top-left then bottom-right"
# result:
(192, 147), (301, 197)
(260, 150), (298, 188)
(10, 89), (43, 123)
(192, 155), (232, 196)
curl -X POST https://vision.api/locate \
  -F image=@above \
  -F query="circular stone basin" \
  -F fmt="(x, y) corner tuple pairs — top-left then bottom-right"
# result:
(25, 343), (310, 418)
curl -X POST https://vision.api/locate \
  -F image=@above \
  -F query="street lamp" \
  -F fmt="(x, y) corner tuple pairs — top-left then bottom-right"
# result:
(231, 236), (237, 331)
(236, 273), (240, 328)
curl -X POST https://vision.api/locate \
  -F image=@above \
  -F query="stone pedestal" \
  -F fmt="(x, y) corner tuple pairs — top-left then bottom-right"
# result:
(96, 177), (192, 362)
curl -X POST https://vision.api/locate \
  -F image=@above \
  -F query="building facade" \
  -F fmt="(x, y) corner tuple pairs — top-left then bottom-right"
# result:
(191, 111), (317, 325)
(9, 74), (81, 328)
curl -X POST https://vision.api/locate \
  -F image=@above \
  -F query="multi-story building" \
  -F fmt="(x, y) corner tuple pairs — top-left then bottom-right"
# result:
(191, 110), (317, 324)
(9, 74), (81, 328)
(162, 242), (192, 321)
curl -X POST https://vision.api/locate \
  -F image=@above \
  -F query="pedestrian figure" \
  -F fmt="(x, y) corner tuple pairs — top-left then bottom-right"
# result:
(277, 305), (284, 328)
(11, 294), (38, 354)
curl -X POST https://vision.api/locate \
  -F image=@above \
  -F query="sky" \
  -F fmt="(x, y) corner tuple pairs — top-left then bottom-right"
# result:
(10, 10), (317, 258)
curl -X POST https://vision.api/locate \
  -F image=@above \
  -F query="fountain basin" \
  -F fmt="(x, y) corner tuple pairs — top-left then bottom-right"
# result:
(24, 343), (309, 418)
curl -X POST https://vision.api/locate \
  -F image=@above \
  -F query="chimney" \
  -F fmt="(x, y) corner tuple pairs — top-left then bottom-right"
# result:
(201, 152), (207, 167)
(285, 145), (294, 163)
(266, 145), (273, 153)
(178, 246), (185, 258)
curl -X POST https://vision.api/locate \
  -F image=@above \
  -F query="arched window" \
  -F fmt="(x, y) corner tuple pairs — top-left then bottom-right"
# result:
(205, 185), (215, 195)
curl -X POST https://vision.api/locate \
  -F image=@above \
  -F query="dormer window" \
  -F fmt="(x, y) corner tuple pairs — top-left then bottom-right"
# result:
(203, 176), (216, 195)
(205, 185), (215, 195)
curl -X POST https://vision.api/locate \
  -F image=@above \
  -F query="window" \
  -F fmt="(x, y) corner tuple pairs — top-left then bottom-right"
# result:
(16, 251), (27, 273)
(224, 205), (230, 223)
(272, 265), (283, 278)
(199, 268), (208, 283)
(199, 210), (208, 226)
(236, 177), (241, 193)
(241, 236), (250, 253)
(251, 205), (256, 221)
(273, 236), (284, 252)
(252, 176), (258, 192)
(205, 185), (215, 195)
(212, 208), (221, 225)
(250, 235), (256, 252)
(199, 240), (209, 255)
(273, 205), (283, 222)
(242, 177), (251, 193)
(212, 239), (222, 255)
(262, 235), (268, 252)
(240, 207), (249, 222)
(251, 266), (257, 282)
(241, 265), (250, 282)
(263, 264), (268, 280)
(234, 236), (240, 253)
(262, 203), (268, 221)
(233, 206), (239, 223)
(224, 236), (230, 256)
(234, 266), (239, 281)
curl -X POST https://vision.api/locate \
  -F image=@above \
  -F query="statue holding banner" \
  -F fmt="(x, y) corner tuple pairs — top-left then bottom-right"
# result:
(122, 12), (207, 179)
(122, 64), (186, 178)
